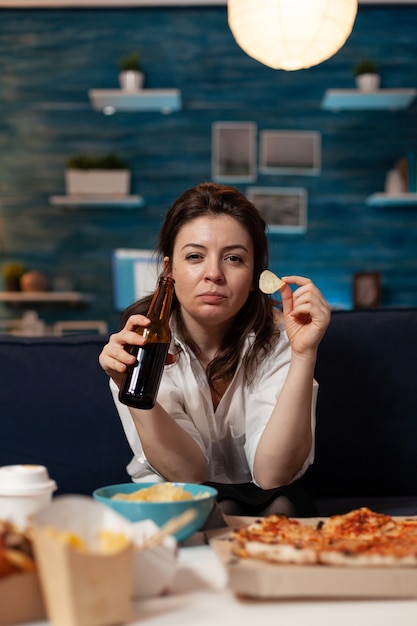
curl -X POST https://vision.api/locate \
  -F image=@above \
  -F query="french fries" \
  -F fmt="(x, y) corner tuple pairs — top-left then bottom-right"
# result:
(0, 520), (35, 578)
(44, 527), (130, 554)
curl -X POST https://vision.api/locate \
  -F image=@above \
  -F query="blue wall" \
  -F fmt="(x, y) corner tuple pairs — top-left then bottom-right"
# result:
(0, 5), (416, 331)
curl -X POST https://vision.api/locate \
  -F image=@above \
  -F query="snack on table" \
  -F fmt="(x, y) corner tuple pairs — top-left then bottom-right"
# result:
(44, 526), (130, 554)
(112, 482), (208, 502)
(0, 519), (36, 578)
(230, 507), (417, 567)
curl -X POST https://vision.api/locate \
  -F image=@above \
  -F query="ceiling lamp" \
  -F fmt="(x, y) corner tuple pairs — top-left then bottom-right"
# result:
(227, 0), (358, 71)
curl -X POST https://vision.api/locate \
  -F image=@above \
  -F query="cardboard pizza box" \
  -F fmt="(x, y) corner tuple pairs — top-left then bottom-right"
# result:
(209, 516), (417, 600)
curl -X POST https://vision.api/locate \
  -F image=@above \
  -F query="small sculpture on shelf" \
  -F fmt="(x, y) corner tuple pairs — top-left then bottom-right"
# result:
(20, 269), (50, 293)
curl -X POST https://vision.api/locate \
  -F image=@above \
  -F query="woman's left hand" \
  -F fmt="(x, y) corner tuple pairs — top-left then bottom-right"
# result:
(279, 276), (331, 357)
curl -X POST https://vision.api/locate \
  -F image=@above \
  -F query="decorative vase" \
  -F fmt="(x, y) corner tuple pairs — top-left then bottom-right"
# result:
(5, 277), (21, 291)
(118, 70), (144, 91)
(385, 169), (406, 194)
(355, 73), (381, 92)
(20, 270), (50, 292)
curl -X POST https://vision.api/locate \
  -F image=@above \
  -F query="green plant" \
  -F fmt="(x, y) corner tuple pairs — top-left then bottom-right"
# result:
(1, 261), (25, 281)
(354, 59), (378, 76)
(1, 261), (25, 291)
(66, 153), (129, 170)
(119, 52), (141, 72)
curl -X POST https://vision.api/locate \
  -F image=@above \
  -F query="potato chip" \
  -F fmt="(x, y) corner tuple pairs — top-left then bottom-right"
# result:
(112, 483), (193, 502)
(259, 270), (285, 294)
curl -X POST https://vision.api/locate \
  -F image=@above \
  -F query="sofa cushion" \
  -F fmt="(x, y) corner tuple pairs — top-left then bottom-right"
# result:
(299, 308), (417, 502)
(0, 334), (131, 495)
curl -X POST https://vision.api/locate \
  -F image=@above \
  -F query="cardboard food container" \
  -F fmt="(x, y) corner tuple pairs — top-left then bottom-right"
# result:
(131, 519), (177, 599)
(31, 495), (134, 626)
(0, 571), (46, 626)
(209, 516), (417, 600)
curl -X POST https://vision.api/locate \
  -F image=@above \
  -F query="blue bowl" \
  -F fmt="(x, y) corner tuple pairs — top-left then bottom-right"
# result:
(92, 482), (218, 542)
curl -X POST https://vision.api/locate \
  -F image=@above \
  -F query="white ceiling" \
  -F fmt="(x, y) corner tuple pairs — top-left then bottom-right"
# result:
(0, 0), (416, 7)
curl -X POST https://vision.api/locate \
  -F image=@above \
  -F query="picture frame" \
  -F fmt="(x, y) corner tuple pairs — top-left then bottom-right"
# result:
(211, 121), (257, 182)
(353, 272), (381, 309)
(246, 187), (308, 234)
(112, 249), (160, 312)
(259, 130), (321, 175)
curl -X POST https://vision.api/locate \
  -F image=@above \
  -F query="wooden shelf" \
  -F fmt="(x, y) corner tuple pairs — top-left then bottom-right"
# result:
(0, 292), (93, 306)
(49, 195), (145, 208)
(321, 89), (417, 111)
(366, 192), (417, 207)
(88, 88), (181, 114)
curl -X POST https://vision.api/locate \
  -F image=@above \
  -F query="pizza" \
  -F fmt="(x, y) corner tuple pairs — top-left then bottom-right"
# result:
(230, 507), (417, 567)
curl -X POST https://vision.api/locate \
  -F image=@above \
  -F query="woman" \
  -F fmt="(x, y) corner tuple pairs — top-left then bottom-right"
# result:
(99, 182), (331, 519)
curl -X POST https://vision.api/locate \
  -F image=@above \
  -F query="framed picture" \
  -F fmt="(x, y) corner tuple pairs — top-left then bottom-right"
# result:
(112, 249), (160, 312)
(246, 187), (308, 234)
(353, 272), (381, 309)
(259, 130), (321, 175)
(211, 121), (257, 182)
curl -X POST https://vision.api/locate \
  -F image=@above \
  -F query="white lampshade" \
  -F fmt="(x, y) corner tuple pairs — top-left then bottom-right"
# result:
(228, 0), (358, 71)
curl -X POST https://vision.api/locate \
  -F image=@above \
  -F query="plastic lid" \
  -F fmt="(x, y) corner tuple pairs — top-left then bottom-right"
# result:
(0, 464), (57, 495)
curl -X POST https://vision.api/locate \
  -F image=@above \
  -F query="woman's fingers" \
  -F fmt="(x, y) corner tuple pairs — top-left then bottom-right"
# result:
(278, 275), (331, 347)
(99, 315), (151, 379)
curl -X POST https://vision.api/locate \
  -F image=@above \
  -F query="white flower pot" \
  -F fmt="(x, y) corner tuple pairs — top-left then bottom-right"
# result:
(118, 70), (144, 91)
(355, 73), (381, 92)
(65, 169), (131, 196)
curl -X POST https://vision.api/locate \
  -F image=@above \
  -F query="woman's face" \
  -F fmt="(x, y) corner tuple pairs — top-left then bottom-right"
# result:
(167, 214), (254, 330)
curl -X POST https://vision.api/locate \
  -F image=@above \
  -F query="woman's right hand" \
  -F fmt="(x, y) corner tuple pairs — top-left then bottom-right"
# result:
(98, 314), (151, 387)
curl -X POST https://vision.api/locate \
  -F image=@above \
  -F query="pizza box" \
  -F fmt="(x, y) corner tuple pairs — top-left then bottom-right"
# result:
(0, 571), (46, 626)
(208, 516), (417, 600)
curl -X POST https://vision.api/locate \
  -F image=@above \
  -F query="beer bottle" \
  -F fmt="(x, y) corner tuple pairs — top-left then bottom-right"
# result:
(118, 276), (175, 409)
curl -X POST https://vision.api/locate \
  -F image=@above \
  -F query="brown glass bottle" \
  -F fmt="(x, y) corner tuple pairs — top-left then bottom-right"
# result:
(118, 276), (175, 409)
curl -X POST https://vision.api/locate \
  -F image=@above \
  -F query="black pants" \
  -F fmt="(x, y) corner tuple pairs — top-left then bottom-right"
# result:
(204, 480), (317, 519)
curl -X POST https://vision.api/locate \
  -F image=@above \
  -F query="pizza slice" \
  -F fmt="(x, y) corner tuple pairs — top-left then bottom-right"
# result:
(231, 514), (323, 564)
(229, 508), (417, 568)
(318, 507), (395, 540)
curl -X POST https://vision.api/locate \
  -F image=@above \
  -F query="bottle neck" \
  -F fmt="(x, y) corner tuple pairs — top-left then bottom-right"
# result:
(146, 276), (175, 323)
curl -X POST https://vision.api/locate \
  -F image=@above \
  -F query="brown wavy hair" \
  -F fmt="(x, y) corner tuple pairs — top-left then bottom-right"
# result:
(121, 182), (280, 388)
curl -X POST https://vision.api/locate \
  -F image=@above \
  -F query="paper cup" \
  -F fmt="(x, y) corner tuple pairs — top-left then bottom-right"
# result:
(0, 464), (57, 528)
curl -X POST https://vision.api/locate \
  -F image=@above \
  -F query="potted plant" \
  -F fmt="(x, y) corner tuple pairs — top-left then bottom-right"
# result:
(354, 59), (380, 92)
(1, 261), (25, 291)
(118, 52), (144, 91)
(65, 153), (131, 197)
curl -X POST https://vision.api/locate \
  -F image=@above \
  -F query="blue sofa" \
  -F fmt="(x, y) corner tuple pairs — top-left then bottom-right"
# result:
(1, 308), (417, 517)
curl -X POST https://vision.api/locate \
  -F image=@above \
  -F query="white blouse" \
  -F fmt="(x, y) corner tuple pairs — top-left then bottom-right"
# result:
(110, 323), (317, 485)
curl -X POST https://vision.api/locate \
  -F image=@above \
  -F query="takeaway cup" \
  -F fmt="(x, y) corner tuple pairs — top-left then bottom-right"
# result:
(0, 464), (57, 527)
